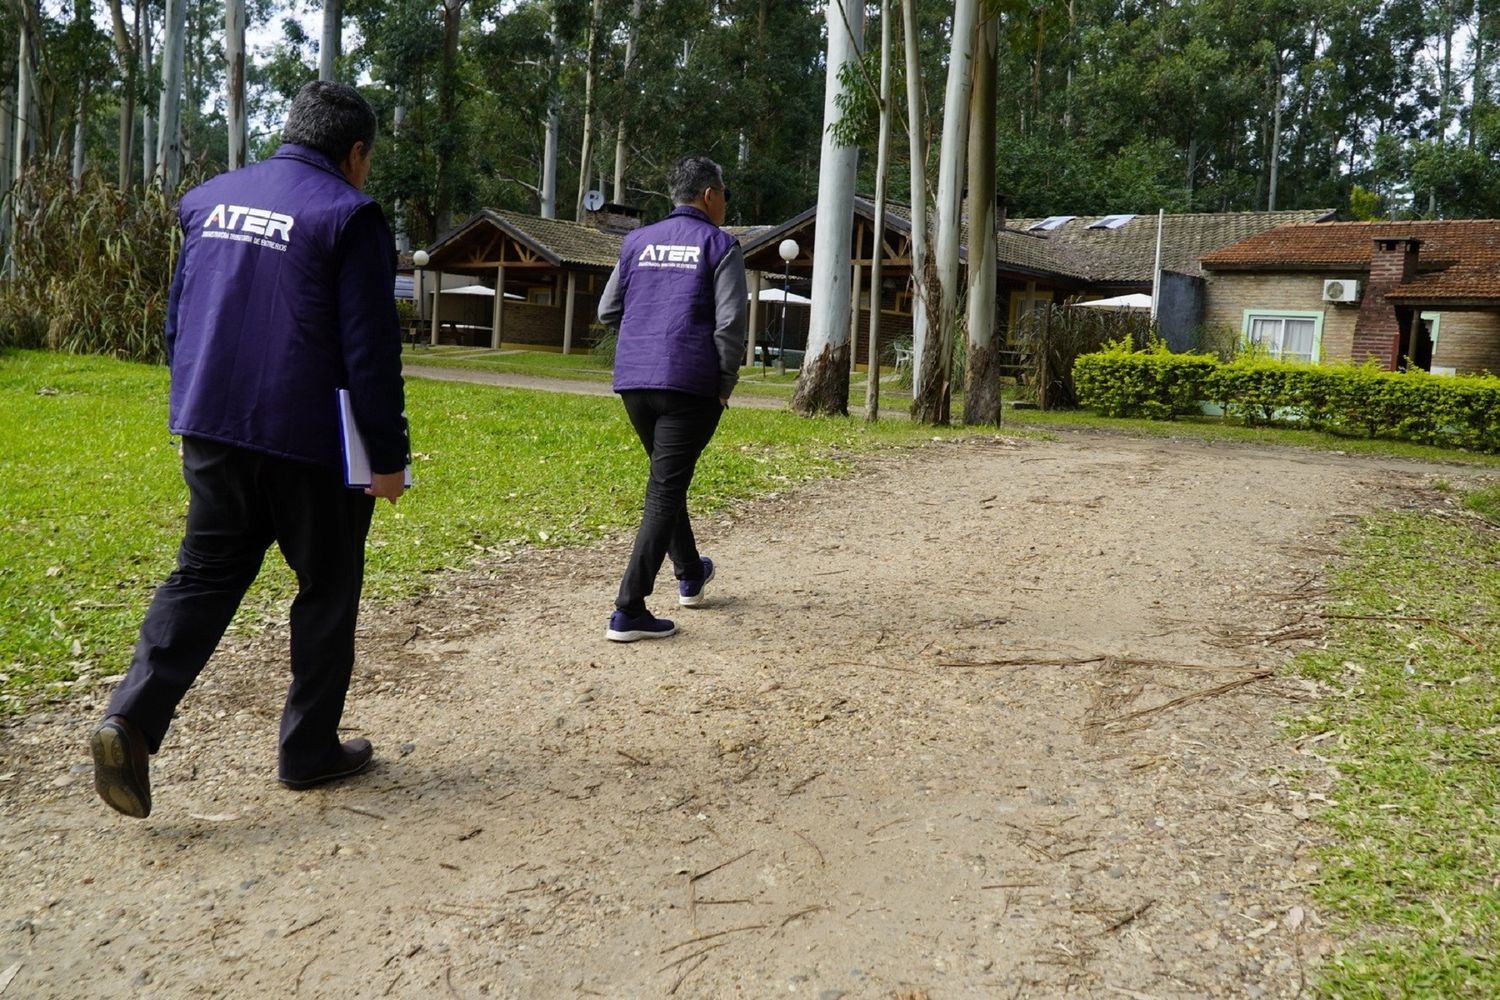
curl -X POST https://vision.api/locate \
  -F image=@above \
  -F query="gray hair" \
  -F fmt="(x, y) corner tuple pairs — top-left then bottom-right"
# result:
(668, 155), (725, 205)
(282, 81), (378, 163)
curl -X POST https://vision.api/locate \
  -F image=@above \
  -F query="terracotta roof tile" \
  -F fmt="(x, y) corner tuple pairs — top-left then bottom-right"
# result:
(1201, 219), (1500, 303)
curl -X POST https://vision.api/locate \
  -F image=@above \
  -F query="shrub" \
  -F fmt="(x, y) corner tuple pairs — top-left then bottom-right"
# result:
(0, 160), (185, 362)
(589, 324), (617, 367)
(1073, 341), (1218, 420)
(1075, 345), (1500, 452)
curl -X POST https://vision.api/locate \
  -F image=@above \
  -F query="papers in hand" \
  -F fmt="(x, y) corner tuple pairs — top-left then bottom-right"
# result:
(337, 388), (412, 489)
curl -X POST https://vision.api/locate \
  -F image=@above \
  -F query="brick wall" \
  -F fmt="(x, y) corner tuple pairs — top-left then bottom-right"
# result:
(1202, 273), (1360, 362)
(1351, 238), (1420, 368)
(1432, 311), (1500, 375)
(432, 292), (605, 352)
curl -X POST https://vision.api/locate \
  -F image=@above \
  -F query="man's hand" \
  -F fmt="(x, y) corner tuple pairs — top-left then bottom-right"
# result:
(365, 471), (407, 504)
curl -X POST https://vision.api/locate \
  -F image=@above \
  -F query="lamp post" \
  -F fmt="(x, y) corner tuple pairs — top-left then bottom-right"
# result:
(777, 238), (799, 377)
(411, 249), (430, 348)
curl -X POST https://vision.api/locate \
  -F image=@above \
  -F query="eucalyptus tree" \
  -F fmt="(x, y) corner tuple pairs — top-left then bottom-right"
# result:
(320, 0), (341, 80)
(912, 0), (977, 425)
(154, 0), (184, 187)
(226, 0), (245, 168)
(963, 13), (998, 426)
(792, 0), (863, 417)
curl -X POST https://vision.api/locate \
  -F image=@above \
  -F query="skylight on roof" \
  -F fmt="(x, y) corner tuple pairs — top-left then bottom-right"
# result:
(1088, 214), (1136, 230)
(1028, 215), (1076, 232)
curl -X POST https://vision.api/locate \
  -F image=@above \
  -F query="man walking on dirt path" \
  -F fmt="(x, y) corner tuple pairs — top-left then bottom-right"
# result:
(90, 81), (409, 819)
(597, 155), (747, 642)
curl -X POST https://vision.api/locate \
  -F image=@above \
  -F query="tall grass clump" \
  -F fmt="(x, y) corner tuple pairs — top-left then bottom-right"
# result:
(1014, 303), (1153, 408)
(0, 160), (183, 362)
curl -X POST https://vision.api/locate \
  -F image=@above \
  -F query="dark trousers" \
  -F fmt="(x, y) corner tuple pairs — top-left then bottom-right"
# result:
(106, 438), (375, 772)
(616, 390), (723, 612)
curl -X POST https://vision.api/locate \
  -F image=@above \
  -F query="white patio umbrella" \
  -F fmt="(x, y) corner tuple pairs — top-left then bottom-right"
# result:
(752, 287), (812, 305)
(1072, 292), (1152, 311)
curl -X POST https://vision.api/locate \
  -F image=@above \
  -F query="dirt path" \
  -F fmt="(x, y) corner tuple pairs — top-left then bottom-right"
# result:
(1, 431), (1484, 999)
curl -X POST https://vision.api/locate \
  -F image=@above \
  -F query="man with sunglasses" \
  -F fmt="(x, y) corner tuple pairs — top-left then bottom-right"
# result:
(597, 155), (747, 641)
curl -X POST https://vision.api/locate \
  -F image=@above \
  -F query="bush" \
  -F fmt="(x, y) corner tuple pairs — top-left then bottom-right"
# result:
(589, 324), (617, 367)
(1073, 341), (1218, 420)
(1075, 345), (1500, 452)
(0, 160), (185, 362)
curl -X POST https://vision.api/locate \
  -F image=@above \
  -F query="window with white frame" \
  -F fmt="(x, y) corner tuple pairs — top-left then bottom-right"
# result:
(1244, 312), (1321, 363)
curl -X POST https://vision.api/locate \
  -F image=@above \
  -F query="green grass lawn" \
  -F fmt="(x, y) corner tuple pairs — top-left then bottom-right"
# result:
(1292, 500), (1500, 997)
(400, 344), (896, 400)
(0, 349), (967, 711)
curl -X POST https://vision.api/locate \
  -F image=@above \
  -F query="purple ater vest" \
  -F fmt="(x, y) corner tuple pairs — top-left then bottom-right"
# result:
(612, 206), (738, 398)
(168, 144), (394, 470)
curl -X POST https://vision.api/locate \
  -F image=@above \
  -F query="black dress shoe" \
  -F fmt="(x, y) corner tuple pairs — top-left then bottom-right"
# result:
(278, 738), (375, 791)
(91, 715), (152, 819)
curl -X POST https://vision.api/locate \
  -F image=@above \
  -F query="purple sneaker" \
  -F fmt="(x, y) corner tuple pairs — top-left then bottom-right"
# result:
(606, 607), (678, 642)
(678, 557), (715, 607)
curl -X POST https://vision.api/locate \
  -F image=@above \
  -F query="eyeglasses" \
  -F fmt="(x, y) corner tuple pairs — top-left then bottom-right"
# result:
(713, 185), (731, 204)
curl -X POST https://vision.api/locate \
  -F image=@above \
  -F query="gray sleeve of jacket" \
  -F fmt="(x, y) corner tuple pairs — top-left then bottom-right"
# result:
(597, 265), (624, 326)
(714, 244), (748, 400)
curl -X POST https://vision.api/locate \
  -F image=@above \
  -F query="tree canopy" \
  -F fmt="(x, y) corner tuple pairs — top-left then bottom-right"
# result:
(3, 0), (1499, 252)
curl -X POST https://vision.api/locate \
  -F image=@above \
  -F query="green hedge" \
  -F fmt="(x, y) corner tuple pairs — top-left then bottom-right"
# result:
(1075, 347), (1500, 452)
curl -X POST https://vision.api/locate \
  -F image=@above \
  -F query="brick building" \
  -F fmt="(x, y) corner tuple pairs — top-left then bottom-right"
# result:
(1200, 221), (1500, 375)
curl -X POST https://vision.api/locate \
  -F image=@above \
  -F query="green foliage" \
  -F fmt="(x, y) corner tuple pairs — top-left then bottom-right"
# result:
(1075, 346), (1500, 451)
(0, 162), (182, 362)
(588, 325), (617, 367)
(1073, 345), (1218, 420)
(1015, 304), (1155, 409)
(1464, 483), (1500, 525)
(1348, 184), (1386, 221)
(1290, 504), (1500, 996)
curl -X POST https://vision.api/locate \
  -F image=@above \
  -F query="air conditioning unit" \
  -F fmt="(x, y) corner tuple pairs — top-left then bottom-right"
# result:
(1322, 278), (1361, 303)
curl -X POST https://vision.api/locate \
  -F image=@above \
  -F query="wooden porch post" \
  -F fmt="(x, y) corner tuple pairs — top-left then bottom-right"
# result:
(491, 263), (505, 350)
(848, 261), (864, 377)
(429, 270), (442, 345)
(747, 271), (762, 366)
(562, 271), (578, 355)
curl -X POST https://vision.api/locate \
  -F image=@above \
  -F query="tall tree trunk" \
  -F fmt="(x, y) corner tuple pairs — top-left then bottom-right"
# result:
(226, 0), (246, 168)
(13, 14), (33, 183)
(575, 0), (602, 220)
(9, 17), (33, 277)
(963, 16), (999, 427)
(320, 0), (341, 81)
(393, 103), (409, 250)
(141, 2), (155, 184)
(1431, 0), (1457, 215)
(72, 94), (86, 185)
(0, 82), (13, 260)
(435, 0), (464, 227)
(1471, 4), (1488, 150)
(541, 4), (562, 219)
(107, 0), (137, 188)
(913, 0), (978, 425)
(791, 0), (865, 417)
(865, 0), (894, 422)
(612, 0), (642, 203)
(1268, 52), (1283, 211)
(156, 0), (186, 189)
(903, 0), (931, 400)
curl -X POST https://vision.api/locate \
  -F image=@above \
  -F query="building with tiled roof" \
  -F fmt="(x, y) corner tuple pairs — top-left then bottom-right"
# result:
(406, 199), (1356, 368)
(1200, 220), (1500, 374)
(415, 208), (631, 350)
